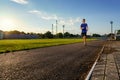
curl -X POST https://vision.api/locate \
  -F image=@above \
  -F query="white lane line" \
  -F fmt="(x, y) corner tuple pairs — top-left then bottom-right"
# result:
(85, 45), (105, 80)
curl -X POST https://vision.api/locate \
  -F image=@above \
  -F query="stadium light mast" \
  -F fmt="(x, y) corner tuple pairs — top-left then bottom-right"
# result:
(63, 25), (65, 38)
(110, 21), (113, 39)
(52, 24), (53, 34)
(110, 21), (113, 34)
(56, 20), (58, 35)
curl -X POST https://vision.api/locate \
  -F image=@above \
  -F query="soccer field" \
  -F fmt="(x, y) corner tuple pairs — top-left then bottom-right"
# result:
(0, 39), (96, 53)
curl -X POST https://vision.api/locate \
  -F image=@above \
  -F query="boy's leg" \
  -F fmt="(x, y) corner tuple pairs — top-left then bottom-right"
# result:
(83, 32), (87, 45)
(82, 33), (87, 45)
(83, 36), (86, 45)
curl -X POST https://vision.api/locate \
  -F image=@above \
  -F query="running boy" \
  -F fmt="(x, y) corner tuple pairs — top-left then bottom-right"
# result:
(80, 19), (88, 46)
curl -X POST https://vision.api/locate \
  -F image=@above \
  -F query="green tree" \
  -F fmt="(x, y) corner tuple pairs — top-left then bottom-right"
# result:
(117, 30), (120, 34)
(9, 30), (21, 34)
(57, 33), (63, 38)
(70, 34), (74, 37)
(37, 33), (45, 38)
(92, 34), (101, 37)
(64, 32), (70, 38)
(44, 31), (53, 38)
(21, 31), (26, 34)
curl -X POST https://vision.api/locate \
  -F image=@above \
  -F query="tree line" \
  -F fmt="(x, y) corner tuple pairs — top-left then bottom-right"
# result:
(2, 30), (111, 39)
(3, 30), (80, 39)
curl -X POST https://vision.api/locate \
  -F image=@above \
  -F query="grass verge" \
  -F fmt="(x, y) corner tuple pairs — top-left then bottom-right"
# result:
(0, 38), (96, 53)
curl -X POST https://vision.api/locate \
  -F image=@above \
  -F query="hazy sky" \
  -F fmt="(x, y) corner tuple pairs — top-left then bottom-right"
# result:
(0, 0), (120, 35)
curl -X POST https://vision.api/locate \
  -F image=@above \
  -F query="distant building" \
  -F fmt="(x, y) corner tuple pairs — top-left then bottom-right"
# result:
(115, 30), (120, 40)
(3, 33), (39, 39)
(0, 30), (3, 39)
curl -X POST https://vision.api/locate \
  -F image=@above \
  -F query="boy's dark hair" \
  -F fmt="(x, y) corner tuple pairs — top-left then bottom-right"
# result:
(83, 19), (86, 21)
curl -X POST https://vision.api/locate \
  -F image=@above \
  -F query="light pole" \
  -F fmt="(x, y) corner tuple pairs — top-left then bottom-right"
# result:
(110, 21), (113, 34)
(63, 25), (65, 38)
(110, 21), (113, 39)
(56, 20), (58, 35)
(52, 24), (53, 34)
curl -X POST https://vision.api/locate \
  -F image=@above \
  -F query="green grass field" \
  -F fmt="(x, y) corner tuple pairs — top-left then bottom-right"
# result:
(0, 39), (96, 53)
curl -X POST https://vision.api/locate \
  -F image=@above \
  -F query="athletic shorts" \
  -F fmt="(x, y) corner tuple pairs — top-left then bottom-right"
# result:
(81, 32), (87, 37)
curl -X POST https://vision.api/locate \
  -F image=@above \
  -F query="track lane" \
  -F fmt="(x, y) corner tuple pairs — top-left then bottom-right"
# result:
(0, 41), (104, 80)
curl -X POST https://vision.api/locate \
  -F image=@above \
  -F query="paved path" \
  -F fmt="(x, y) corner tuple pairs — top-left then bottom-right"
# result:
(91, 41), (120, 80)
(0, 41), (104, 80)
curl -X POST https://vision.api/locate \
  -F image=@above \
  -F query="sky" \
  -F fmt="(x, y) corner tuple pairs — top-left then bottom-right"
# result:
(0, 0), (120, 35)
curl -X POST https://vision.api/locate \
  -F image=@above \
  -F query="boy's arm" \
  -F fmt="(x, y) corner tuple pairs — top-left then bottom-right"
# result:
(86, 26), (88, 31)
(80, 25), (82, 30)
(86, 24), (88, 31)
(80, 26), (82, 30)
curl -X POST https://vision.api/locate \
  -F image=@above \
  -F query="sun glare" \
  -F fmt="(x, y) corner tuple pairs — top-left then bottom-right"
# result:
(2, 18), (13, 25)
(0, 18), (16, 31)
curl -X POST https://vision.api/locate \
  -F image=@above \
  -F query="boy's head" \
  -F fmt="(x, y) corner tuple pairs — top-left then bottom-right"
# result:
(82, 19), (86, 23)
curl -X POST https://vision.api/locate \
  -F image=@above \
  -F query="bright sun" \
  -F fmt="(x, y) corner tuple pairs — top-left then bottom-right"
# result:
(0, 18), (16, 31)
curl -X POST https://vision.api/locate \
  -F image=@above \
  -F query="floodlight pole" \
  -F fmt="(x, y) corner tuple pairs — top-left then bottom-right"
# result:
(52, 24), (53, 34)
(63, 25), (65, 38)
(110, 21), (113, 40)
(56, 20), (58, 35)
(110, 21), (113, 34)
